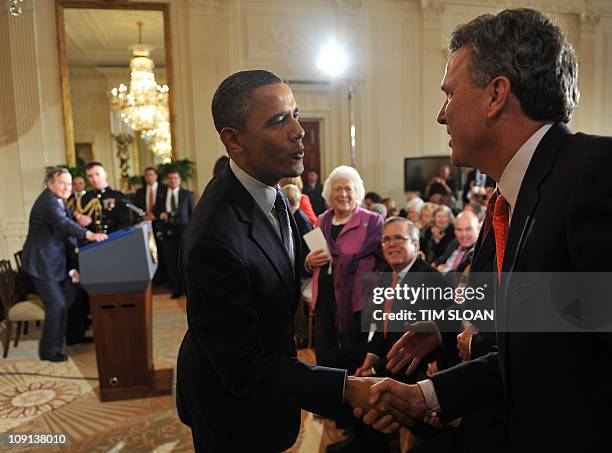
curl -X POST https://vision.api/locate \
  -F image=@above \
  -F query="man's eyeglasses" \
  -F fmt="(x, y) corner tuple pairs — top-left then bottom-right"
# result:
(381, 235), (410, 246)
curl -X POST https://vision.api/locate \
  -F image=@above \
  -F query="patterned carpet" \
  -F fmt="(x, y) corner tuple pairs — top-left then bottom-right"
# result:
(0, 292), (342, 452)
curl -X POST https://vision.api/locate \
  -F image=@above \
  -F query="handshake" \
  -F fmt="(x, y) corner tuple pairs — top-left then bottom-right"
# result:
(344, 376), (430, 434)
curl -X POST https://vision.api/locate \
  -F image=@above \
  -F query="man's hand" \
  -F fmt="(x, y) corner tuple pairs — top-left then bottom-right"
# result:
(354, 353), (378, 377)
(353, 378), (428, 434)
(345, 376), (381, 412)
(75, 213), (92, 227)
(386, 322), (441, 375)
(85, 231), (108, 242)
(457, 324), (477, 362)
(143, 213), (155, 221)
(160, 212), (169, 222)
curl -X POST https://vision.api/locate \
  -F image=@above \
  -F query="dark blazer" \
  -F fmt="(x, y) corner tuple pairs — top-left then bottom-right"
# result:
(134, 183), (166, 213)
(21, 188), (88, 282)
(154, 187), (195, 236)
(430, 123), (612, 452)
(176, 167), (346, 452)
(368, 258), (448, 376)
(303, 182), (325, 215)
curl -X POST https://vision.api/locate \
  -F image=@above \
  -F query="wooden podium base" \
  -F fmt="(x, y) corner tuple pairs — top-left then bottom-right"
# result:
(99, 368), (174, 402)
(90, 284), (174, 402)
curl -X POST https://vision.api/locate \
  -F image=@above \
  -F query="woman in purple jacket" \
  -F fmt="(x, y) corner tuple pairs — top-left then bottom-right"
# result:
(305, 166), (384, 373)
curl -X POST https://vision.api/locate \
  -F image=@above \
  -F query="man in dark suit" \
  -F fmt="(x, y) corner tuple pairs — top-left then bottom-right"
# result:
(303, 169), (325, 215)
(135, 166), (167, 285)
(176, 70), (377, 452)
(154, 168), (195, 298)
(134, 167), (166, 221)
(21, 168), (107, 362)
(357, 9), (612, 452)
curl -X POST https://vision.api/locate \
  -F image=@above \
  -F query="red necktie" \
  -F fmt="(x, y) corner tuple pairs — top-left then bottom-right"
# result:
(147, 187), (154, 214)
(493, 194), (510, 278)
(384, 272), (400, 337)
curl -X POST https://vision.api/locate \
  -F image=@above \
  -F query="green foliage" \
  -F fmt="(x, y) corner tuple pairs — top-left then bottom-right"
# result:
(46, 162), (89, 187)
(157, 159), (195, 183)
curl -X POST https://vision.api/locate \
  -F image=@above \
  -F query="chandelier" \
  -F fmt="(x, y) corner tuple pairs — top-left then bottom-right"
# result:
(110, 22), (171, 161)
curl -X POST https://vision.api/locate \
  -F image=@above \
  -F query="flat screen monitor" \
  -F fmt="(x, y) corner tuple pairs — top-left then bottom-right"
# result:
(404, 157), (462, 194)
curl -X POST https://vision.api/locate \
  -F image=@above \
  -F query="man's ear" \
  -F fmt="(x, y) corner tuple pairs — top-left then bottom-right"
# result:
(486, 76), (511, 119)
(219, 127), (244, 155)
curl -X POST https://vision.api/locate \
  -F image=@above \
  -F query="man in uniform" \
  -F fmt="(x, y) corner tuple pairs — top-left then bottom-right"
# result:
(77, 162), (132, 234)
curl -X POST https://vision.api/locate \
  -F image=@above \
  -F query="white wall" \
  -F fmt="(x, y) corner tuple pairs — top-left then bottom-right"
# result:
(2, 0), (612, 260)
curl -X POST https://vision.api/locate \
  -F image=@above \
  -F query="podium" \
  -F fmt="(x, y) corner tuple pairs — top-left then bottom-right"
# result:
(80, 221), (173, 402)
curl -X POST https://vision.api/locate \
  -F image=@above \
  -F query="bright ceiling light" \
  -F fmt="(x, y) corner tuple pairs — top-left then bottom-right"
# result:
(316, 41), (348, 78)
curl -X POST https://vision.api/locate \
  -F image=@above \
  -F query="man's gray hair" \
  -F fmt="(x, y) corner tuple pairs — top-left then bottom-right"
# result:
(322, 165), (366, 205)
(449, 8), (579, 123)
(383, 217), (420, 244)
(46, 167), (71, 184)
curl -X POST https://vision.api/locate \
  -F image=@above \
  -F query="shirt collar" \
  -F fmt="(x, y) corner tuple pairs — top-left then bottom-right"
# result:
(498, 123), (553, 217)
(396, 256), (418, 280)
(148, 182), (158, 191)
(229, 159), (277, 216)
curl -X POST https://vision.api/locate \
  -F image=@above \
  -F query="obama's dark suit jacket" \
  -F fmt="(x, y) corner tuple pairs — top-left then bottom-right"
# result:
(176, 167), (346, 452)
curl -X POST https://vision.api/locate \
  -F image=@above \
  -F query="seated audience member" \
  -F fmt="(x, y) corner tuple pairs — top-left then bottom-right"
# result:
(363, 191), (383, 209)
(305, 165), (383, 373)
(463, 168), (495, 203)
(423, 164), (457, 200)
(463, 201), (485, 225)
(404, 197), (425, 226)
(154, 168), (195, 298)
(21, 168), (107, 361)
(423, 205), (455, 263)
(369, 202), (388, 218)
(381, 197), (396, 215)
(303, 169), (326, 215)
(280, 176), (317, 226)
(356, 217), (446, 378)
(434, 211), (480, 274)
(387, 207), (399, 218)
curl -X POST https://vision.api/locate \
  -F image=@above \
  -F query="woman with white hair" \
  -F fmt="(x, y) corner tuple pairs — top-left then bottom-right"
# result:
(305, 165), (384, 372)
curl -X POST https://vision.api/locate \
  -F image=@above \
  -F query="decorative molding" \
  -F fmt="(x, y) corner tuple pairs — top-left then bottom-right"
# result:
(580, 7), (601, 39)
(421, 0), (445, 28)
(188, 0), (226, 17)
(259, 21), (299, 56)
(334, 0), (363, 14)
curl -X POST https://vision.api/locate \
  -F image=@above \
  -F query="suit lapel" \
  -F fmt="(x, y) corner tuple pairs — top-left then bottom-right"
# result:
(497, 122), (571, 387)
(223, 169), (295, 301)
(502, 123), (570, 275)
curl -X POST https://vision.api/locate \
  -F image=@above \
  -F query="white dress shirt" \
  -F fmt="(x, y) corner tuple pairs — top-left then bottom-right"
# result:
(417, 123), (553, 413)
(165, 186), (180, 213)
(229, 159), (295, 267)
(146, 182), (158, 212)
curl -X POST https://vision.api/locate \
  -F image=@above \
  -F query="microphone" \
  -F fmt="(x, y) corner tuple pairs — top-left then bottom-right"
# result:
(119, 199), (146, 217)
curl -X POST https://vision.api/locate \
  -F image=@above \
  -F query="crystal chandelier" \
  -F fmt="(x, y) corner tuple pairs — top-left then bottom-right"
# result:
(110, 22), (171, 160)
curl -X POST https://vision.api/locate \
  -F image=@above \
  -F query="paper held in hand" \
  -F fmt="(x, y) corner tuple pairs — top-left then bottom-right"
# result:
(303, 227), (330, 256)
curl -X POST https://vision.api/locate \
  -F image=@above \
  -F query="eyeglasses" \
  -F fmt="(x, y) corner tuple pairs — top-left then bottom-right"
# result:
(381, 235), (411, 246)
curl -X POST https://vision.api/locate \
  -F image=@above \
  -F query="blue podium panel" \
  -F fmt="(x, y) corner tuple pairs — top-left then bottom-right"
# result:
(80, 221), (158, 294)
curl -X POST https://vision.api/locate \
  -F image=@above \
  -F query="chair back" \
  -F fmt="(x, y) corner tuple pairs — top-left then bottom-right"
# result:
(0, 260), (17, 319)
(13, 251), (22, 271)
